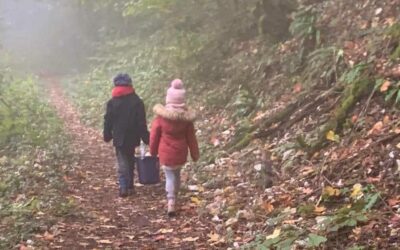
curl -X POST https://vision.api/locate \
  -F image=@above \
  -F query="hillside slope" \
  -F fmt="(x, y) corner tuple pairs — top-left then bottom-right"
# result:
(65, 0), (400, 248)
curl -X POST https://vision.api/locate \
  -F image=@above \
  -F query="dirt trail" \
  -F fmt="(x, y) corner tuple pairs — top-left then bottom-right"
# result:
(45, 82), (210, 249)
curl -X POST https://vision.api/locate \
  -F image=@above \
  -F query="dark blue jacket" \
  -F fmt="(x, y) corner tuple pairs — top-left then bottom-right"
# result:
(103, 93), (149, 149)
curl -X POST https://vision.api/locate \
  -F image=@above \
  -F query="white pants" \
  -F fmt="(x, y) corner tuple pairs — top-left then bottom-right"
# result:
(163, 166), (181, 200)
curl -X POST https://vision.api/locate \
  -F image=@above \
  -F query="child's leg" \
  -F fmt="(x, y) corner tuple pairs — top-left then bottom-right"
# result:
(127, 154), (135, 191)
(115, 147), (133, 196)
(163, 167), (181, 201)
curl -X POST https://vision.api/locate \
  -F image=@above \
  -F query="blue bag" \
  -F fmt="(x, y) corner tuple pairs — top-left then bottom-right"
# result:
(136, 156), (160, 185)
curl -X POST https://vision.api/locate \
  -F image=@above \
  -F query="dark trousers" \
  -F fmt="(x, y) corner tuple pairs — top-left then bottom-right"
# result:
(115, 147), (135, 190)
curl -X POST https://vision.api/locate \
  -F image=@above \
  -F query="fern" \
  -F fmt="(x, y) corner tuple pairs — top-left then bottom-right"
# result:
(304, 46), (344, 84)
(289, 6), (320, 45)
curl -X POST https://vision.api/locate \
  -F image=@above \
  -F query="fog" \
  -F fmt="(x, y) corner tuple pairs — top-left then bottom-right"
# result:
(0, 0), (92, 74)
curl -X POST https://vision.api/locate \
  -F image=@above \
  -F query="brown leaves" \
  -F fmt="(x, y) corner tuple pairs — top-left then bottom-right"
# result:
(261, 201), (274, 214)
(388, 196), (400, 207)
(182, 236), (199, 242)
(368, 121), (383, 135)
(380, 80), (391, 92)
(43, 231), (55, 241)
(293, 83), (302, 93)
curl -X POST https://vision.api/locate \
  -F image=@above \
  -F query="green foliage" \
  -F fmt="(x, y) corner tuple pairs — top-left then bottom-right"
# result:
(245, 184), (379, 249)
(304, 46), (344, 85)
(340, 63), (369, 84)
(386, 22), (400, 60)
(0, 77), (66, 151)
(0, 73), (73, 249)
(290, 5), (320, 46)
(375, 79), (400, 104)
(231, 86), (256, 118)
(306, 233), (327, 247)
(121, 0), (178, 17)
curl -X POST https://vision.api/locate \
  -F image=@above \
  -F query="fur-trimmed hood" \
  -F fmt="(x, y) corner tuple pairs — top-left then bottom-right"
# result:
(153, 104), (196, 122)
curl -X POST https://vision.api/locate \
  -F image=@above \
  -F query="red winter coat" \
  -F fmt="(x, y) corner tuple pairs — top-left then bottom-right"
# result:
(150, 104), (199, 167)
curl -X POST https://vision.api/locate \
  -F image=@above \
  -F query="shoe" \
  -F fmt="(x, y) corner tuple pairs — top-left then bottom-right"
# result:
(119, 188), (128, 198)
(167, 199), (176, 217)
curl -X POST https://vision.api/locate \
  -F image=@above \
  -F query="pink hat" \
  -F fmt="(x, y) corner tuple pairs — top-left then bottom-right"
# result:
(166, 79), (186, 111)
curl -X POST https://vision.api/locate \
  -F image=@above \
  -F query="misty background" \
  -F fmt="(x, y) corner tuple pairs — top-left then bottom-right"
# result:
(0, 0), (96, 74)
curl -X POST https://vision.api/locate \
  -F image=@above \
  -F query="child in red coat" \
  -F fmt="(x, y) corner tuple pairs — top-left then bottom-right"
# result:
(150, 79), (199, 216)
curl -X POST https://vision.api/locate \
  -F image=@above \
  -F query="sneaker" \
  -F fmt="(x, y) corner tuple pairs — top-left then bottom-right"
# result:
(119, 188), (128, 198)
(167, 199), (176, 217)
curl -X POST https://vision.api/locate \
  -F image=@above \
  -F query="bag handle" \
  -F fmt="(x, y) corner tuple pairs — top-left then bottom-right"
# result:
(140, 142), (146, 159)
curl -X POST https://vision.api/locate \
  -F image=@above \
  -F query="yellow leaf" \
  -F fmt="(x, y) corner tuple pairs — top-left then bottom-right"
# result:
(351, 183), (363, 199)
(380, 80), (391, 92)
(314, 206), (326, 214)
(190, 197), (201, 205)
(323, 186), (341, 197)
(266, 228), (281, 240)
(326, 130), (340, 142)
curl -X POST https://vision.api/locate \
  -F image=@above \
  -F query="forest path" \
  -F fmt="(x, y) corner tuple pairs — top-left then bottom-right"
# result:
(44, 81), (211, 249)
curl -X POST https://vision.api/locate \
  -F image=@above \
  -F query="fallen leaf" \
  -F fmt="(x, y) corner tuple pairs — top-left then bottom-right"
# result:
(97, 239), (113, 244)
(261, 201), (274, 214)
(302, 187), (313, 195)
(43, 231), (54, 241)
(78, 242), (90, 247)
(351, 183), (363, 199)
(225, 217), (238, 226)
(154, 235), (166, 242)
(182, 236), (199, 242)
(366, 176), (381, 183)
(383, 115), (391, 124)
(379, 81), (391, 93)
(158, 228), (174, 234)
(326, 130), (340, 142)
(368, 121), (383, 135)
(323, 186), (340, 197)
(208, 232), (222, 243)
(314, 206), (326, 214)
(19, 245), (30, 250)
(190, 197), (201, 205)
(293, 83), (302, 93)
(351, 115), (358, 124)
(388, 197), (400, 206)
(266, 228), (281, 240)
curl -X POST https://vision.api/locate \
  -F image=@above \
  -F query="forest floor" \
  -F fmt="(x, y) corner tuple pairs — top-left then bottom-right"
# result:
(40, 80), (213, 249)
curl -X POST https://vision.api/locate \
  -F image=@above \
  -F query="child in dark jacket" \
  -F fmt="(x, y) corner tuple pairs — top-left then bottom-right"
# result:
(150, 79), (199, 216)
(103, 73), (149, 198)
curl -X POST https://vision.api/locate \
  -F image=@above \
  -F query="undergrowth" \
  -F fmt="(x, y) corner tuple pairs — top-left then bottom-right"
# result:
(0, 73), (74, 249)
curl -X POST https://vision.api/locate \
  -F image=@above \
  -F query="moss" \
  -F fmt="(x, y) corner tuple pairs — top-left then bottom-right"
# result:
(387, 23), (400, 60)
(309, 77), (372, 152)
(390, 45), (400, 60)
(228, 132), (253, 153)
